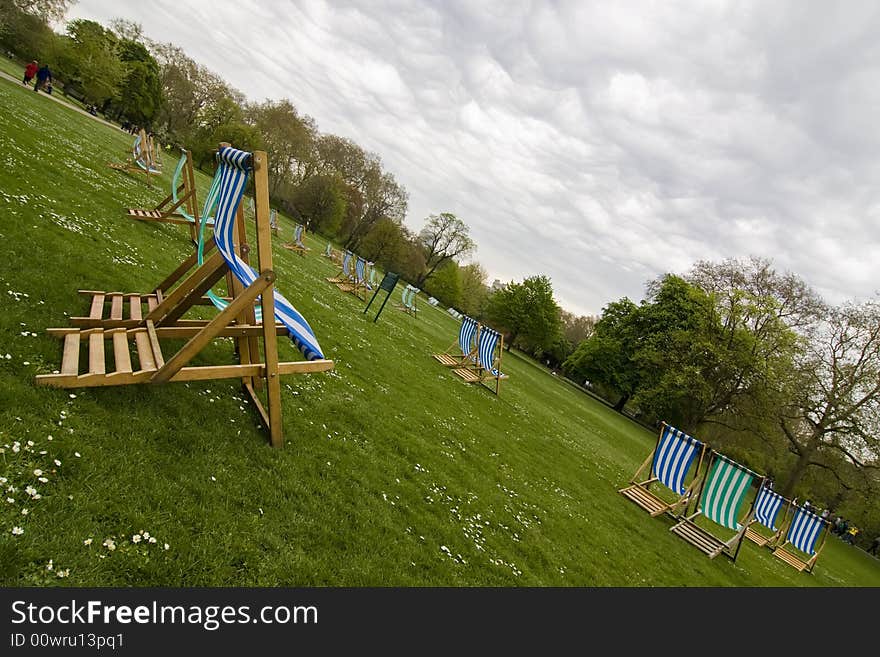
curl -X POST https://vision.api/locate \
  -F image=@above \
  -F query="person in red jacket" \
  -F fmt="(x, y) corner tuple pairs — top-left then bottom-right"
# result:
(22, 60), (38, 86)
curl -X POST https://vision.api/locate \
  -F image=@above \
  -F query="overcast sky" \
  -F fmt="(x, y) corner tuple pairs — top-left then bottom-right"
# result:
(63, 0), (880, 317)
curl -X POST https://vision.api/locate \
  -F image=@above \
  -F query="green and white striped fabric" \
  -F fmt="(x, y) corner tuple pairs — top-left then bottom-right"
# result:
(699, 455), (755, 530)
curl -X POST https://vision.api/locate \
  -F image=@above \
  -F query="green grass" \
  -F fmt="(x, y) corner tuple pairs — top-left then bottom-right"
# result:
(1, 75), (879, 587)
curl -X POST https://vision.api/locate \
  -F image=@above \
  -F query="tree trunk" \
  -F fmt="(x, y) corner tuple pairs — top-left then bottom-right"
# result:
(780, 439), (816, 500)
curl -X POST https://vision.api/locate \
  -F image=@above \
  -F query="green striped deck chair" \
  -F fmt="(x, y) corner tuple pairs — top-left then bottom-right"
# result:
(396, 284), (419, 316)
(770, 504), (831, 573)
(619, 422), (707, 517)
(669, 451), (764, 561)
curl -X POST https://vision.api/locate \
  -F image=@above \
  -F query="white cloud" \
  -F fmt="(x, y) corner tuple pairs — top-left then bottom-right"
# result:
(65, 0), (880, 316)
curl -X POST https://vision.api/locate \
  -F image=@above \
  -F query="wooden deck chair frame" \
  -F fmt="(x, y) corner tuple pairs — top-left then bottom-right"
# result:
(452, 324), (507, 395)
(619, 422), (708, 517)
(669, 450), (764, 561)
(770, 505), (831, 573)
(108, 129), (160, 183)
(744, 486), (791, 548)
(126, 148), (205, 243)
(282, 223), (310, 256)
(36, 146), (334, 448)
(433, 315), (480, 368)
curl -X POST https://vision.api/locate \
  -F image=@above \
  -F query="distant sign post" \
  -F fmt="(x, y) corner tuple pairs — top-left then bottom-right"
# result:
(363, 271), (401, 323)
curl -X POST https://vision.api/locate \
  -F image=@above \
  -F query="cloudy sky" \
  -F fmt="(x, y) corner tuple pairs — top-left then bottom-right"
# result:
(64, 0), (880, 317)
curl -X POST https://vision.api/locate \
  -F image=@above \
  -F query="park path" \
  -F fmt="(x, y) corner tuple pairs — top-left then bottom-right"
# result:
(0, 68), (125, 133)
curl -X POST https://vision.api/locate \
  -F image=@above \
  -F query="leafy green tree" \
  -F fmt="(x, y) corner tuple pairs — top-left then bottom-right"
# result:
(485, 275), (561, 354)
(289, 173), (347, 236)
(251, 99), (318, 195)
(111, 39), (163, 126)
(423, 261), (461, 309)
(63, 19), (123, 106)
(563, 298), (640, 411)
(415, 213), (476, 287)
(458, 263), (489, 317)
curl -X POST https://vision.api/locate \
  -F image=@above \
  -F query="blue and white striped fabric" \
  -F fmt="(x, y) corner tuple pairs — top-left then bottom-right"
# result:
(134, 134), (161, 173)
(205, 146), (325, 361)
(651, 425), (703, 495)
(753, 487), (785, 531)
(341, 251), (352, 278)
(459, 316), (478, 357)
(294, 223), (304, 246)
(786, 506), (825, 555)
(355, 256), (366, 284)
(476, 326), (502, 376)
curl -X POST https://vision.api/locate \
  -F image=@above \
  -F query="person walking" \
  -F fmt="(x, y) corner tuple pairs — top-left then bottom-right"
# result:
(22, 60), (38, 86)
(34, 63), (52, 93)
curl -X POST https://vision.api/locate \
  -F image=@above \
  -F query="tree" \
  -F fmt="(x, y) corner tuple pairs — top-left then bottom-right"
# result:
(415, 213), (475, 287)
(288, 173), (347, 236)
(423, 261), (461, 308)
(251, 99), (317, 195)
(563, 298), (640, 411)
(5, 0), (73, 23)
(342, 158), (408, 251)
(62, 19), (124, 106)
(111, 39), (163, 126)
(775, 301), (880, 498)
(485, 275), (561, 354)
(458, 263), (489, 317)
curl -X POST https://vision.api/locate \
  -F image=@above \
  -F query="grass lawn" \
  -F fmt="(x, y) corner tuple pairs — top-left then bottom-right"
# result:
(1, 74), (878, 587)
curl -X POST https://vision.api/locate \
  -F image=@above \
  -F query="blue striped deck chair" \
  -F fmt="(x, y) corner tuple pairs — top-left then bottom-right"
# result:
(282, 223), (311, 256)
(771, 504), (831, 573)
(126, 149), (214, 243)
(326, 250), (353, 284)
(452, 324), (508, 395)
(669, 451), (764, 561)
(619, 422), (708, 517)
(337, 255), (369, 299)
(433, 315), (480, 368)
(744, 486), (790, 548)
(37, 146), (335, 448)
(269, 208), (279, 236)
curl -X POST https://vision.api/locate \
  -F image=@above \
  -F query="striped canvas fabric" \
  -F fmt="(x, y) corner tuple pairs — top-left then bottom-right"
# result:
(294, 224), (305, 246)
(651, 425), (703, 495)
(786, 506), (825, 555)
(355, 256), (366, 284)
(341, 251), (352, 278)
(208, 146), (325, 361)
(699, 454), (755, 530)
(459, 316), (478, 356)
(477, 326), (502, 376)
(753, 487), (785, 531)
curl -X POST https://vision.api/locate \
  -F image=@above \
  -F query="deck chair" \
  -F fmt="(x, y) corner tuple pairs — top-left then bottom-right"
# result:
(771, 504), (831, 573)
(452, 325), (507, 395)
(282, 223), (310, 256)
(397, 284), (419, 316)
(36, 146), (334, 448)
(337, 256), (369, 299)
(619, 422), (708, 517)
(744, 486), (790, 548)
(108, 129), (161, 181)
(126, 149), (214, 243)
(433, 315), (479, 367)
(269, 209), (279, 236)
(669, 451), (764, 561)
(322, 242), (333, 259)
(326, 250), (353, 284)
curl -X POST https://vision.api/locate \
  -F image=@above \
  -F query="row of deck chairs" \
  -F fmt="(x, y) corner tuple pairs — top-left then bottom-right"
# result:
(108, 129), (162, 181)
(325, 250), (375, 301)
(432, 315), (508, 395)
(38, 144), (335, 448)
(619, 423), (831, 572)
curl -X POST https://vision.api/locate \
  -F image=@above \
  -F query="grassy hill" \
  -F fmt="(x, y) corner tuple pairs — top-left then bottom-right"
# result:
(1, 74), (878, 587)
